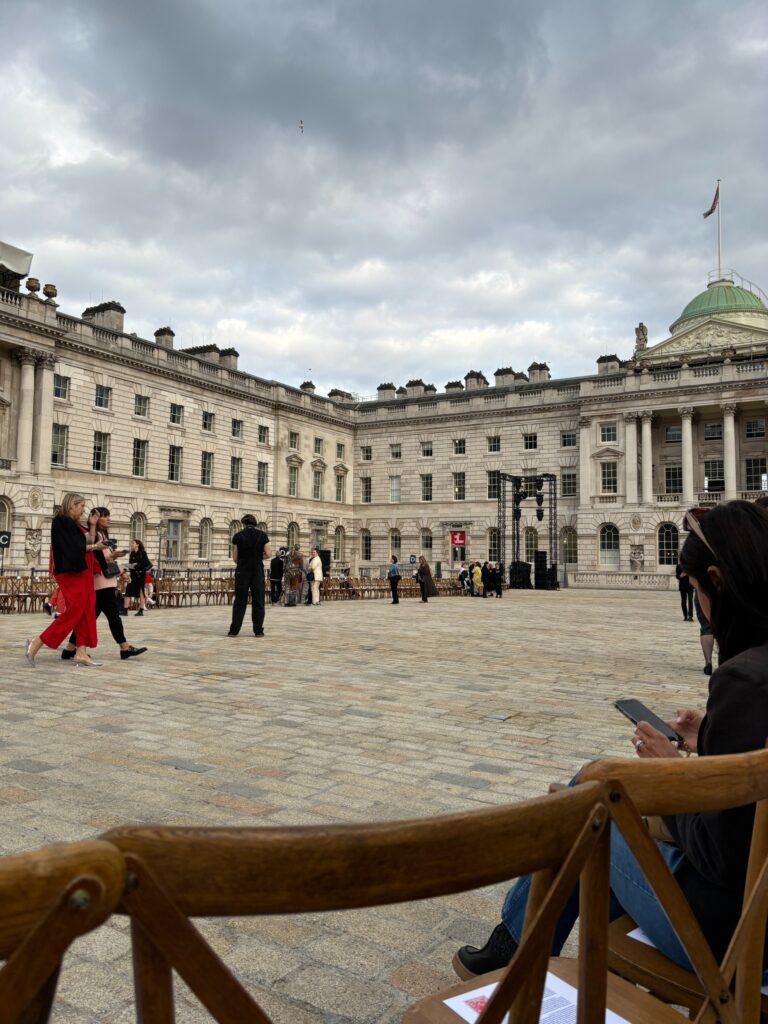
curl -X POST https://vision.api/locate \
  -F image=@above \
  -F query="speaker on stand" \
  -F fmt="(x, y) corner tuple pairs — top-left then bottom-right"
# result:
(533, 551), (548, 590)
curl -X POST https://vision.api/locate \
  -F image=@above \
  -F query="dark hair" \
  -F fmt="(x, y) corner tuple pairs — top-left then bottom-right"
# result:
(133, 538), (145, 552)
(755, 495), (768, 510)
(92, 507), (111, 540)
(391, 555), (398, 563)
(680, 500), (768, 663)
(241, 514), (257, 526)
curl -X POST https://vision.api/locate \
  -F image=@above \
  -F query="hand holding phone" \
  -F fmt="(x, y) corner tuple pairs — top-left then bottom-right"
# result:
(615, 699), (683, 745)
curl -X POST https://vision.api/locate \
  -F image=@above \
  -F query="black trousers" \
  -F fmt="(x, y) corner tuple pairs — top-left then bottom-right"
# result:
(69, 588), (126, 647)
(680, 589), (693, 619)
(418, 579), (428, 602)
(389, 576), (399, 603)
(230, 569), (265, 634)
(270, 578), (282, 605)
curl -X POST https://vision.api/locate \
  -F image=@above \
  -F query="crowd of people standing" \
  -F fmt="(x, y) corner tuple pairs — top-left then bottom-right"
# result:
(458, 560), (504, 598)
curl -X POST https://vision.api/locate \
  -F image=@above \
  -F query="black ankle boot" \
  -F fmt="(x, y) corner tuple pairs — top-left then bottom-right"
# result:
(453, 922), (518, 980)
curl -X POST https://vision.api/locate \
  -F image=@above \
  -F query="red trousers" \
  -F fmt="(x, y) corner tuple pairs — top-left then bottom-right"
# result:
(39, 570), (97, 650)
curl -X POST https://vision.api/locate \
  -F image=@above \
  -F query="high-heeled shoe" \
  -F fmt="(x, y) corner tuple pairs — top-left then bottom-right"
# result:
(24, 639), (36, 667)
(73, 658), (102, 667)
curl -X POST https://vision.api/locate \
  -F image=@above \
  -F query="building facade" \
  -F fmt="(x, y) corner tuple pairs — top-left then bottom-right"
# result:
(1, 242), (767, 585)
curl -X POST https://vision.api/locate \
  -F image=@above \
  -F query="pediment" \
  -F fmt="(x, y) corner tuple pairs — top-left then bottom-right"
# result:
(310, 457), (327, 471)
(285, 452), (304, 468)
(334, 461), (349, 475)
(638, 318), (768, 364)
(592, 446), (623, 460)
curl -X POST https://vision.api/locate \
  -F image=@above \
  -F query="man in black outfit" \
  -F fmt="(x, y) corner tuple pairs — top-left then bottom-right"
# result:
(227, 515), (271, 637)
(269, 550), (284, 606)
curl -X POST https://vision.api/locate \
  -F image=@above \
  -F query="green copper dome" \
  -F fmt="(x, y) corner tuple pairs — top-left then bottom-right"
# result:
(671, 279), (766, 332)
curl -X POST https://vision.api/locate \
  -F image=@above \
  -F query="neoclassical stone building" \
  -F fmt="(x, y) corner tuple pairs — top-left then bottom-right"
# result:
(1, 240), (766, 585)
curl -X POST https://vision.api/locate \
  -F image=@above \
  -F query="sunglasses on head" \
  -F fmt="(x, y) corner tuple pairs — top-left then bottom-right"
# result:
(683, 510), (717, 559)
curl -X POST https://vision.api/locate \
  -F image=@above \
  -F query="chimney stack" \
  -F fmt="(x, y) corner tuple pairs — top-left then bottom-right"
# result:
(82, 300), (126, 333)
(154, 326), (175, 350)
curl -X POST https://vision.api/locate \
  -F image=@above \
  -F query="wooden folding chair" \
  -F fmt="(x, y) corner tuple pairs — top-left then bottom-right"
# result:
(577, 748), (768, 1022)
(0, 840), (124, 1024)
(100, 782), (661, 1024)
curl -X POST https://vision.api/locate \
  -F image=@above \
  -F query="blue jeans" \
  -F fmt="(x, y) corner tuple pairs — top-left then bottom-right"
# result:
(501, 822), (691, 968)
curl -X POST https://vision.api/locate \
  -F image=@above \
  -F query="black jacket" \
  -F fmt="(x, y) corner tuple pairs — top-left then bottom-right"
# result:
(664, 641), (768, 963)
(50, 516), (88, 575)
(129, 548), (151, 577)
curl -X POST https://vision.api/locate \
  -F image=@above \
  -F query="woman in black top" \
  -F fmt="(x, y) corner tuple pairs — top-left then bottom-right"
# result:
(123, 539), (151, 616)
(25, 492), (105, 667)
(455, 500), (768, 978)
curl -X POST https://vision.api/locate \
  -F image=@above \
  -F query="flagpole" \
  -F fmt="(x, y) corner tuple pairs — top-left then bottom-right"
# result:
(716, 178), (722, 279)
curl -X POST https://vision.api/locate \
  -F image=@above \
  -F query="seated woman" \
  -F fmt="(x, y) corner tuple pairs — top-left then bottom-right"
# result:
(454, 499), (768, 978)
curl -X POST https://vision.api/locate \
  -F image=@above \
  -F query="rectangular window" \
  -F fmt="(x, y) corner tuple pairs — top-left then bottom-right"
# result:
(389, 476), (401, 502)
(746, 418), (766, 439)
(361, 476), (372, 503)
(335, 475), (345, 502)
(132, 439), (148, 478)
(51, 424), (68, 466)
(92, 431), (110, 472)
(361, 445), (372, 462)
(601, 461), (617, 493)
(361, 532), (372, 561)
(665, 464), (682, 494)
(258, 424), (269, 444)
(746, 457), (768, 491)
(600, 423), (617, 444)
(421, 474), (433, 501)
(257, 462), (268, 493)
(168, 445), (182, 482)
(665, 425), (682, 444)
(421, 441), (433, 457)
(166, 519), (182, 560)
(94, 384), (111, 410)
(202, 411), (215, 432)
(523, 433), (538, 450)
(201, 451), (213, 486)
(453, 438), (466, 455)
(230, 456), (242, 490)
(53, 374), (70, 400)
(453, 471), (466, 500)
(170, 403), (184, 425)
(487, 435), (501, 453)
(288, 465), (298, 497)
(561, 470), (577, 497)
(561, 431), (577, 448)
(231, 418), (243, 439)
(703, 422), (722, 441)
(704, 459), (724, 492)
(134, 394), (150, 418)
(487, 470), (500, 499)
(314, 436), (323, 455)
(336, 442), (345, 461)
(313, 469), (323, 500)
(390, 443), (402, 460)
(289, 430), (300, 450)
(421, 529), (433, 552)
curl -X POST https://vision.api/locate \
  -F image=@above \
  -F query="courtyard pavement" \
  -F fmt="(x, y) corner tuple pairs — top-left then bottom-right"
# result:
(1, 589), (708, 1022)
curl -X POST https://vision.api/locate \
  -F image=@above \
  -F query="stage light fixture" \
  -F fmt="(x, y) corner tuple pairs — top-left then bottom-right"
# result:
(513, 508), (521, 521)
(519, 490), (528, 502)
(536, 508), (544, 521)
(535, 493), (544, 507)
(535, 476), (543, 490)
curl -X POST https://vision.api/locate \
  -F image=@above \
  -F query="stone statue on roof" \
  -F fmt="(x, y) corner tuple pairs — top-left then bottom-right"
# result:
(634, 322), (648, 349)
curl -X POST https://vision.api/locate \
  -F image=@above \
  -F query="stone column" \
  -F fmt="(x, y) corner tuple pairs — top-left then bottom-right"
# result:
(34, 354), (56, 473)
(722, 403), (737, 500)
(578, 417), (591, 504)
(624, 413), (638, 504)
(13, 349), (37, 474)
(680, 407), (694, 505)
(641, 411), (654, 504)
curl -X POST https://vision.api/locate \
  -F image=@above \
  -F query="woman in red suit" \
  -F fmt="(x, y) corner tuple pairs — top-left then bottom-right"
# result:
(25, 492), (104, 667)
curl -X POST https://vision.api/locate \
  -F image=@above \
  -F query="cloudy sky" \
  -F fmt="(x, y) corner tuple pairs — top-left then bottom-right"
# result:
(2, 0), (767, 395)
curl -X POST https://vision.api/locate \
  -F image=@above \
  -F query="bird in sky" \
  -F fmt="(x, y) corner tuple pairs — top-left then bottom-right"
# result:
(299, 120), (304, 134)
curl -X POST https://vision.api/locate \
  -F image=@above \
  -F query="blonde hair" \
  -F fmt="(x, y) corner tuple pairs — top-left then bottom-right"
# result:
(57, 491), (86, 517)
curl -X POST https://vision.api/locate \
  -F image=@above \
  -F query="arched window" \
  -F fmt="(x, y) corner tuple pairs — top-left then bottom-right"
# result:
(561, 527), (578, 564)
(599, 524), (620, 567)
(389, 528), (401, 557)
(129, 512), (146, 545)
(658, 523), (679, 566)
(0, 497), (11, 532)
(488, 527), (500, 562)
(257, 521), (268, 534)
(333, 526), (345, 561)
(360, 529), (372, 561)
(420, 528), (433, 553)
(229, 520), (241, 543)
(287, 522), (299, 550)
(198, 518), (212, 560)
(524, 526), (538, 563)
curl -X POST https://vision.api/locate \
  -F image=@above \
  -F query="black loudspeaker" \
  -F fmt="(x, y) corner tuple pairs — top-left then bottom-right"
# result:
(319, 549), (332, 577)
(534, 551), (548, 590)
(509, 561), (532, 589)
(434, 561), (442, 578)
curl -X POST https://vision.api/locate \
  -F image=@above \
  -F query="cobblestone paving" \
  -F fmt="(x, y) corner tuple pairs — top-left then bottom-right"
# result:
(1, 590), (708, 1022)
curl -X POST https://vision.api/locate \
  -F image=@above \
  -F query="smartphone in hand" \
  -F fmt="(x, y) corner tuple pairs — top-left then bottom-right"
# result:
(615, 699), (683, 745)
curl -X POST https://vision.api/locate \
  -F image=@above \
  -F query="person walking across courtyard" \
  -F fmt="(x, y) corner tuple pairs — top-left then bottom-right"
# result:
(388, 555), (401, 603)
(227, 514), (271, 637)
(308, 547), (323, 606)
(270, 550), (284, 606)
(676, 560), (694, 621)
(416, 555), (438, 603)
(123, 539), (151, 616)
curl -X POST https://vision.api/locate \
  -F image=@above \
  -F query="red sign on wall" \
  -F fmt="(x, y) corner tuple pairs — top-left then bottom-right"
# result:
(450, 530), (466, 546)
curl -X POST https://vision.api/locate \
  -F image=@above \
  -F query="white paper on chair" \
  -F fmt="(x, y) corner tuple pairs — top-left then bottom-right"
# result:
(627, 927), (768, 996)
(442, 970), (632, 1023)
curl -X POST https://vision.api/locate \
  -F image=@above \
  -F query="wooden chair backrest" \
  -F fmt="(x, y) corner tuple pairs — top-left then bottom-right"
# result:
(580, 746), (768, 1024)
(0, 840), (124, 1023)
(103, 782), (612, 1024)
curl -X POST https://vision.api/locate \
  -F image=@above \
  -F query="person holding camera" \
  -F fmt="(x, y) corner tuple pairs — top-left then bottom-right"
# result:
(227, 514), (271, 636)
(60, 507), (147, 662)
(25, 493), (103, 667)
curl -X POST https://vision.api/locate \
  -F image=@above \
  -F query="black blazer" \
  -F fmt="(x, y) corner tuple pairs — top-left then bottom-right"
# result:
(50, 516), (88, 575)
(664, 641), (768, 963)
